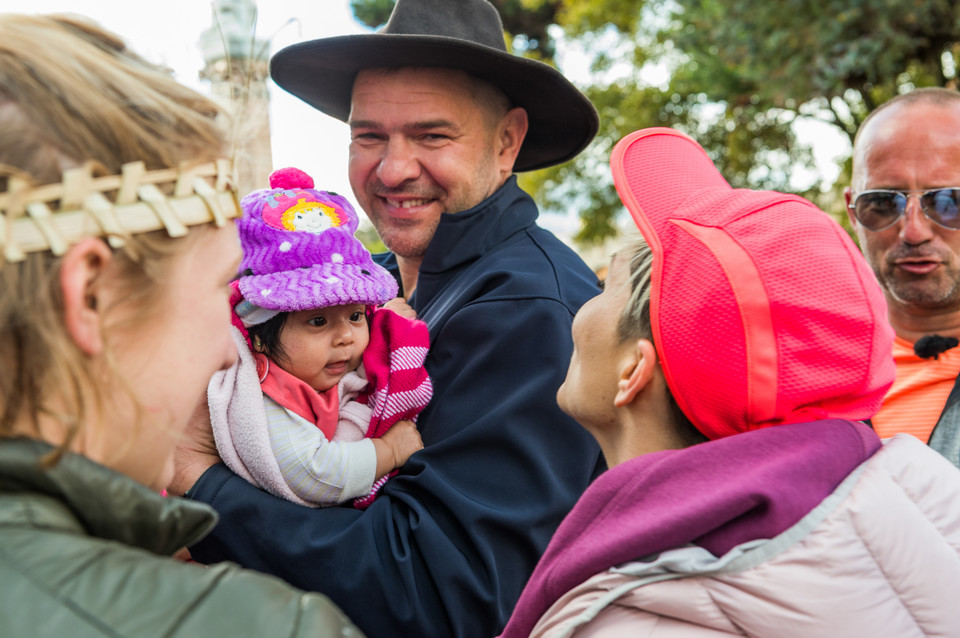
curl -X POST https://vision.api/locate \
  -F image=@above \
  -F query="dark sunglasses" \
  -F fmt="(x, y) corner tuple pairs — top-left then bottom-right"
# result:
(848, 188), (960, 231)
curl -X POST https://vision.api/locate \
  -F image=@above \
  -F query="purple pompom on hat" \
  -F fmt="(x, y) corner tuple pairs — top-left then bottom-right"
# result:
(235, 167), (397, 320)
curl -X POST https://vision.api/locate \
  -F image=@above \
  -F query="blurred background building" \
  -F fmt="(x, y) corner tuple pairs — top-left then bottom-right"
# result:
(200, 0), (272, 194)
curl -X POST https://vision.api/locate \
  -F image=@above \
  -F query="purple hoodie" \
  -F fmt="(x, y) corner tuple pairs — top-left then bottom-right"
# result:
(500, 419), (881, 637)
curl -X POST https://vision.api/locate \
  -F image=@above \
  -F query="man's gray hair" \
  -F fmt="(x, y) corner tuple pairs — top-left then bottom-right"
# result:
(855, 87), (960, 147)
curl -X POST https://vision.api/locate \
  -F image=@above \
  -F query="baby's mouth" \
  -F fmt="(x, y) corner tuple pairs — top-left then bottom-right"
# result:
(325, 359), (349, 374)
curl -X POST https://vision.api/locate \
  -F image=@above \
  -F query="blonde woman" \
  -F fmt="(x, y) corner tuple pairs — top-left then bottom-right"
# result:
(0, 14), (360, 637)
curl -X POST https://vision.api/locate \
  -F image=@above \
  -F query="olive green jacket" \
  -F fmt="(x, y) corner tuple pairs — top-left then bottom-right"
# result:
(0, 438), (363, 637)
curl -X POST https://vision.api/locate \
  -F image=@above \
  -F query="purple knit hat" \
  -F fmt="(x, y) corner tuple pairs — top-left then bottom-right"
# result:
(235, 167), (397, 320)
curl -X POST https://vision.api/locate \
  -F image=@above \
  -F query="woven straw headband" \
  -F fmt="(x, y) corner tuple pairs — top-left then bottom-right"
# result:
(0, 159), (240, 262)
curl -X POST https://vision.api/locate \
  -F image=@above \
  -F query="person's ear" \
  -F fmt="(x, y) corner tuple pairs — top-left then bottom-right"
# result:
(496, 106), (529, 174)
(614, 338), (658, 408)
(843, 186), (857, 227)
(60, 238), (113, 356)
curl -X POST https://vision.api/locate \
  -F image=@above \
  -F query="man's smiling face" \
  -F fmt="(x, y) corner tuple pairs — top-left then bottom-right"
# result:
(347, 67), (511, 260)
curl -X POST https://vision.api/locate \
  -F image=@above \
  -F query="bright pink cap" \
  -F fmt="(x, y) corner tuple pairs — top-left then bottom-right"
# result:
(610, 128), (895, 440)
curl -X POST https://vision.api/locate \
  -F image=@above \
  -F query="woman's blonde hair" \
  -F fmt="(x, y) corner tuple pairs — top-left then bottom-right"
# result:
(0, 14), (229, 453)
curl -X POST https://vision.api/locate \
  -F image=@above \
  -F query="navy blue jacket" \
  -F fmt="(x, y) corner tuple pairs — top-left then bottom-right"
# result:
(187, 178), (603, 637)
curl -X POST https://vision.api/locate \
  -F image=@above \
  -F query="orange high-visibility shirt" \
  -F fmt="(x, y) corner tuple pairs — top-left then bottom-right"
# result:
(872, 336), (960, 441)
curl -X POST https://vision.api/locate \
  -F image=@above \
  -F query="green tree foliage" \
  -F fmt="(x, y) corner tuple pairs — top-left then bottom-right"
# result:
(669, 0), (959, 142)
(350, 0), (395, 28)
(349, 0), (960, 245)
(356, 224), (388, 254)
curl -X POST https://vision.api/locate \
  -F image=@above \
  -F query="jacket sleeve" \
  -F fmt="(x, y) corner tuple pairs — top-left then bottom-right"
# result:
(267, 398), (377, 504)
(172, 561), (366, 638)
(7, 526), (365, 638)
(187, 296), (602, 638)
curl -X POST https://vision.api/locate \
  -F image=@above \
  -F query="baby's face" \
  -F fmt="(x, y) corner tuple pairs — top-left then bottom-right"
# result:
(275, 304), (370, 392)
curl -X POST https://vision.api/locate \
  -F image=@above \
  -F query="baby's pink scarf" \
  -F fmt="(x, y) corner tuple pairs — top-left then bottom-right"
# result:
(254, 353), (339, 442)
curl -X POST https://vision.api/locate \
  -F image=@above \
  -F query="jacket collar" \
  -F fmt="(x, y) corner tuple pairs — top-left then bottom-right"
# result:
(418, 175), (538, 275)
(0, 438), (217, 556)
(500, 420), (882, 638)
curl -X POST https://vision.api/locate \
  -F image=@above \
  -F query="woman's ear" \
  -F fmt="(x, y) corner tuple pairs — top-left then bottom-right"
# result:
(614, 338), (658, 408)
(60, 238), (113, 356)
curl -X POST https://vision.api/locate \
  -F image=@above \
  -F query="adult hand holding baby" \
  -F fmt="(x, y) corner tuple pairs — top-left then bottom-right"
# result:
(169, 399), (224, 497)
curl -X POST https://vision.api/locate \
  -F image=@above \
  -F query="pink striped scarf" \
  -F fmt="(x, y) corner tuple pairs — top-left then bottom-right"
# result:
(353, 308), (433, 507)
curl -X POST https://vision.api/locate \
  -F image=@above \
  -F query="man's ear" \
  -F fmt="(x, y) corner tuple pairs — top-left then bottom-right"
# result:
(843, 186), (857, 227)
(614, 338), (658, 408)
(496, 106), (529, 175)
(60, 238), (113, 356)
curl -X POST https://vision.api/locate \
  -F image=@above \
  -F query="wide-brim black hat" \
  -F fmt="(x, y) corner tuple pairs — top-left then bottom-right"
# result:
(270, 0), (599, 172)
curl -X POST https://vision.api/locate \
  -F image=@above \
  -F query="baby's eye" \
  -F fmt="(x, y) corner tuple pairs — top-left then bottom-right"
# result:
(350, 311), (364, 322)
(308, 316), (328, 327)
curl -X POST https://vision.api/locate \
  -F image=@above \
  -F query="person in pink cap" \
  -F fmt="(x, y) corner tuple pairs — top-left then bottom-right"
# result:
(499, 128), (960, 637)
(208, 167), (431, 509)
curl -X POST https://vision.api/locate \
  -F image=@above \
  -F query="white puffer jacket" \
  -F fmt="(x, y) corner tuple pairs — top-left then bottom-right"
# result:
(533, 435), (960, 637)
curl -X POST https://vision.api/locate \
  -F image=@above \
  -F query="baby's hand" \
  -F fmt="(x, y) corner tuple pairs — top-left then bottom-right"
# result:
(382, 297), (417, 319)
(373, 420), (423, 479)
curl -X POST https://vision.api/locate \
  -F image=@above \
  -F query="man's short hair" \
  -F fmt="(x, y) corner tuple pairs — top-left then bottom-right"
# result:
(855, 87), (960, 147)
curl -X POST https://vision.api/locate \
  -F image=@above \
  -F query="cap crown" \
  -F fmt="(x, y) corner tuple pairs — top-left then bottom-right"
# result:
(611, 129), (895, 439)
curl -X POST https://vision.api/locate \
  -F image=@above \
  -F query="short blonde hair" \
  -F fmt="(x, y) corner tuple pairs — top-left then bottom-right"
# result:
(0, 14), (229, 452)
(614, 235), (707, 446)
(616, 236), (654, 343)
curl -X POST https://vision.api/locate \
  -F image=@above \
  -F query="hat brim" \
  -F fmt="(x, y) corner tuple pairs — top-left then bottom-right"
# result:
(612, 128), (731, 239)
(238, 263), (399, 312)
(270, 34), (599, 172)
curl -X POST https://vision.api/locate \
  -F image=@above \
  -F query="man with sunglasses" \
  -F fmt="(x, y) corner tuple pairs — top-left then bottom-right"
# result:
(845, 87), (960, 467)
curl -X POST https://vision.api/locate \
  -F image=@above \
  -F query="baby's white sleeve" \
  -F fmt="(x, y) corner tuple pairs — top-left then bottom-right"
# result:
(264, 395), (377, 505)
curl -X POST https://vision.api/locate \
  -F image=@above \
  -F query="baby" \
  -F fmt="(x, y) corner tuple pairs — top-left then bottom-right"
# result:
(209, 167), (431, 508)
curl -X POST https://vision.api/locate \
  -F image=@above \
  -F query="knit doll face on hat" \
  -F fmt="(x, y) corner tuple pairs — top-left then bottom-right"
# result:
(252, 303), (371, 393)
(263, 191), (345, 234)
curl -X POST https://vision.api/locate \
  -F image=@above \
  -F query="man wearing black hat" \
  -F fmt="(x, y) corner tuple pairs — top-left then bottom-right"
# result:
(170, 1), (604, 636)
